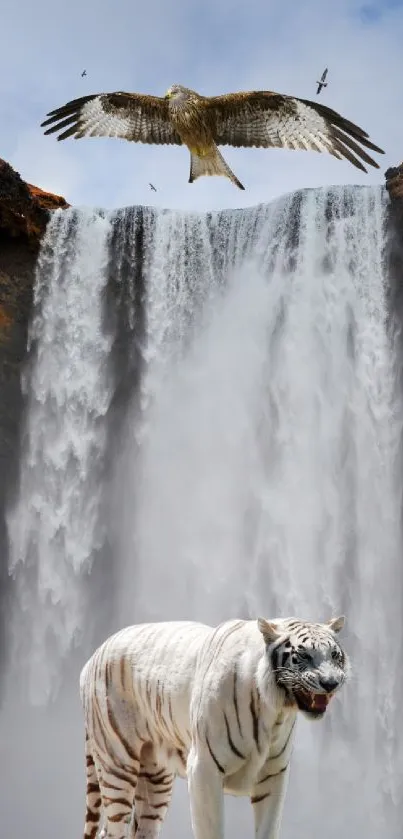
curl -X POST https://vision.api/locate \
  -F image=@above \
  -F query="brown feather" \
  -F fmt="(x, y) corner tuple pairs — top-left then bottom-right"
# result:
(41, 92), (182, 146)
(204, 91), (384, 171)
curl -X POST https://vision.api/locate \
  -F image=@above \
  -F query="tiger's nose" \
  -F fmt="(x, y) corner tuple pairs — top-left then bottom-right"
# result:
(319, 677), (339, 693)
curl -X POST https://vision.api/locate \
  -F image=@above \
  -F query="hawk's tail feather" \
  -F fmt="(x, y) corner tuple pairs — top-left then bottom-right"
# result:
(189, 146), (245, 190)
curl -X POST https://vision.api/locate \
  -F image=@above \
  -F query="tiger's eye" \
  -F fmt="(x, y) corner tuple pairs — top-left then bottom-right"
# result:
(300, 651), (313, 663)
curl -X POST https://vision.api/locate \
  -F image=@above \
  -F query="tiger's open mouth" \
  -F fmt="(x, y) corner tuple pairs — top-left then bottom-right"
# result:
(292, 688), (332, 716)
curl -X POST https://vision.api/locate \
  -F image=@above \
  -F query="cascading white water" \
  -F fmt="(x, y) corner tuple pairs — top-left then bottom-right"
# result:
(6, 207), (114, 704)
(2, 185), (402, 839)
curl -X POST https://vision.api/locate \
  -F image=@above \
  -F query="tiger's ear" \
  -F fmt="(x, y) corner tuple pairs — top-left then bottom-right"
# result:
(326, 615), (345, 634)
(257, 618), (282, 644)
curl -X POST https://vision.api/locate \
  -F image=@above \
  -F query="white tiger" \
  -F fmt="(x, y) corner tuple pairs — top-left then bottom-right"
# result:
(80, 616), (348, 839)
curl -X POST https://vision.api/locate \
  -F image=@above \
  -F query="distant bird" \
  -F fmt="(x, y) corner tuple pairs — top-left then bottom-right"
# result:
(149, 182), (157, 192)
(81, 70), (87, 78)
(316, 68), (328, 96)
(41, 83), (385, 191)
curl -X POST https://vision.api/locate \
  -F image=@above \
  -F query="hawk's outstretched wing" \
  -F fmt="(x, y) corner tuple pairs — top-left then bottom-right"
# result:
(204, 91), (384, 172)
(41, 92), (182, 146)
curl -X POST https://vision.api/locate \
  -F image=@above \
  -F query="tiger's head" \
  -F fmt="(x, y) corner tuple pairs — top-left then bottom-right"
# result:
(258, 615), (348, 719)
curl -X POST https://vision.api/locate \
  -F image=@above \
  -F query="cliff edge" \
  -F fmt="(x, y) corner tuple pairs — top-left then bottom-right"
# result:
(0, 158), (68, 247)
(385, 162), (403, 264)
(385, 162), (403, 201)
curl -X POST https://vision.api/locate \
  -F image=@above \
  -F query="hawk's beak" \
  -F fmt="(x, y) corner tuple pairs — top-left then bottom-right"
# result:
(165, 92), (171, 100)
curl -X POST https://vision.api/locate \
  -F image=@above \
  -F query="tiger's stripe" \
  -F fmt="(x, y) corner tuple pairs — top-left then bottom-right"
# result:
(83, 734), (102, 839)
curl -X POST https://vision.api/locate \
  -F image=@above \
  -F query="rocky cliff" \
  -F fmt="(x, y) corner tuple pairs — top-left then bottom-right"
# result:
(385, 162), (403, 402)
(385, 162), (403, 202)
(385, 162), (403, 285)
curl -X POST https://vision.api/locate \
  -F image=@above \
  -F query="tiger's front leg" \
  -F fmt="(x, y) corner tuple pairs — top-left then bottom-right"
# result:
(187, 745), (224, 839)
(251, 764), (290, 839)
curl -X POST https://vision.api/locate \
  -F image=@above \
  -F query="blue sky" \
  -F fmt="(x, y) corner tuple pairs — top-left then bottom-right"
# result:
(0, 0), (402, 211)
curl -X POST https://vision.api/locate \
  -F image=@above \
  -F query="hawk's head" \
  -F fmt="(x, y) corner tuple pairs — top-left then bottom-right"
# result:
(164, 84), (194, 102)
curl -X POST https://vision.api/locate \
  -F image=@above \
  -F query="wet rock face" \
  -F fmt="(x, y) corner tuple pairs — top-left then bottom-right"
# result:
(0, 158), (68, 246)
(385, 162), (403, 201)
(385, 164), (403, 281)
(385, 164), (403, 390)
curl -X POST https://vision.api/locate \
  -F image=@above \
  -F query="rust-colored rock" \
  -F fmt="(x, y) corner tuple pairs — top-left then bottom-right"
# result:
(27, 182), (69, 213)
(0, 158), (69, 249)
(0, 158), (69, 359)
(385, 162), (403, 201)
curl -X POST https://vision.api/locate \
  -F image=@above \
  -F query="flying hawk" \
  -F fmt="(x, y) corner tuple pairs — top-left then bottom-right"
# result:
(149, 182), (157, 192)
(81, 70), (87, 78)
(41, 83), (384, 191)
(316, 68), (328, 96)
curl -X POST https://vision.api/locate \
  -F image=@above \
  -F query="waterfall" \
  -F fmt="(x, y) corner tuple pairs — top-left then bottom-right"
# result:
(2, 185), (402, 839)
(6, 208), (114, 704)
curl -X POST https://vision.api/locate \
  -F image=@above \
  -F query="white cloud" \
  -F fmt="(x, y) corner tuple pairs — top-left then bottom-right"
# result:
(0, 0), (401, 210)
